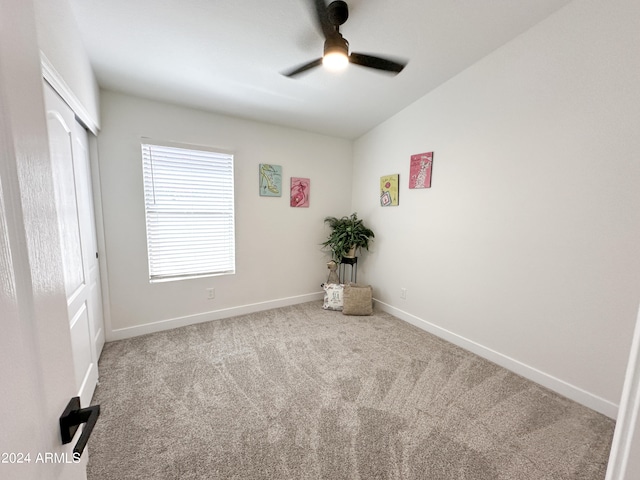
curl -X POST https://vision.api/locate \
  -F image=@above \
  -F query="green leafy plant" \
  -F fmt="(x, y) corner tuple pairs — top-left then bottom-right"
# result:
(322, 213), (375, 263)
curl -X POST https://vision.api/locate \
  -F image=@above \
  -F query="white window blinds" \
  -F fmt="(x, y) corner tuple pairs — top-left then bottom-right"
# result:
(141, 142), (235, 282)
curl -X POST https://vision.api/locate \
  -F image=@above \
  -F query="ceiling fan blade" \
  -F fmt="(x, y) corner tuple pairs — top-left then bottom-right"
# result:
(311, 0), (334, 40)
(282, 58), (323, 78)
(349, 53), (407, 74)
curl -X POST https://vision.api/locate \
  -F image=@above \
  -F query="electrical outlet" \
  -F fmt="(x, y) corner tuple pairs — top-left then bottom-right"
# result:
(207, 288), (215, 300)
(400, 288), (407, 300)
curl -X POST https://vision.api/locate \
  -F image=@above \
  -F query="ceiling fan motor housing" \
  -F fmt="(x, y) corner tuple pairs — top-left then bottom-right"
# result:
(328, 0), (349, 27)
(324, 34), (349, 57)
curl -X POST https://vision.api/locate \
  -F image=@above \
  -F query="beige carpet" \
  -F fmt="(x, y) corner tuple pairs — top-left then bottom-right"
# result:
(87, 302), (614, 479)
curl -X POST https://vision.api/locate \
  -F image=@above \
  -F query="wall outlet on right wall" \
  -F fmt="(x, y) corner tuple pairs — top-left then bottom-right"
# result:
(400, 288), (407, 300)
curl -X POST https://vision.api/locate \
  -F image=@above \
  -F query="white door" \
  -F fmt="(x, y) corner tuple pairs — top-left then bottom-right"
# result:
(0, 0), (88, 476)
(73, 106), (106, 363)
(44, 82), (104, 408)
(605, 305), (640, 479)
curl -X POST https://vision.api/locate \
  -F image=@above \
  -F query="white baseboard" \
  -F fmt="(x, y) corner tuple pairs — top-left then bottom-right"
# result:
(107, 292), (323, 342)
(375, 299), (618, 419)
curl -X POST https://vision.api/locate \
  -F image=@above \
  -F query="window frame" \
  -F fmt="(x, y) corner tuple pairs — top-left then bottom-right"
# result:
(140, 139), (236, 283)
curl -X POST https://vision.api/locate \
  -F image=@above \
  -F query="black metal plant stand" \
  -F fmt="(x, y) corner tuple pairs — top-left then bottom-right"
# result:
(339, 257), (357, 284)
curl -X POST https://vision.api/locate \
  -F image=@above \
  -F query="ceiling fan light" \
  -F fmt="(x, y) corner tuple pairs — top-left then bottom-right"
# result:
(323, 51), (349, 71)
(322, 34), (349, 72)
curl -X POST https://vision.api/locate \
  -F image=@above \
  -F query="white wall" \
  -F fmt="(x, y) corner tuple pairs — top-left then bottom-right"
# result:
(33, 0), (99, 128)
(351, 0), (640, 417)
(97, 90), (352, 338)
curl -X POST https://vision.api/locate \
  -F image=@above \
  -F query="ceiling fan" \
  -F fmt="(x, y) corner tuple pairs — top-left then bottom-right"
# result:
(282, 0), (408, 78)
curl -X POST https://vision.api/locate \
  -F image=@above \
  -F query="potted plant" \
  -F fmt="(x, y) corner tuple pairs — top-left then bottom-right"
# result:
(322, 213), (375, 263)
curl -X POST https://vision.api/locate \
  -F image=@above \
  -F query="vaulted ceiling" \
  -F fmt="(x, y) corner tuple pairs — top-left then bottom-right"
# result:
(68, 0), (572, 139)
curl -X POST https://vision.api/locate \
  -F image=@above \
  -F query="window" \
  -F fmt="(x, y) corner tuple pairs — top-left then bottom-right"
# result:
(141, 141), (235, 282)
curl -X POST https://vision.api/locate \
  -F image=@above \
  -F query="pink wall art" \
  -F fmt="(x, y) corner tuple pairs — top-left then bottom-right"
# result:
(409, 152), (433, 189)
(290, 177), (310, 207)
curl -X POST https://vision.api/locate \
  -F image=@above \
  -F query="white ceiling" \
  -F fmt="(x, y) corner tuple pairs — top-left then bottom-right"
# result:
(68, 0), (572, 139)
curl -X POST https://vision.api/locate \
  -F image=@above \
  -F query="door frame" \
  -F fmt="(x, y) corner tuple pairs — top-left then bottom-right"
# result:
(606, 304), (640, 479)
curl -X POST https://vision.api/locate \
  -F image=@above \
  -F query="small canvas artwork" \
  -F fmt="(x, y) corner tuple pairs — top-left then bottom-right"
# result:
(259, 164), (282, 197)
(380, 174), (399, 206)
(409, 152), (433, 189)
(290, 177), (310, 207)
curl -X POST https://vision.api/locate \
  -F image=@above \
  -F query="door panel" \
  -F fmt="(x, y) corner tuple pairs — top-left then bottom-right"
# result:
(73, 121), (105, 360)
(46, 110), (85, 294)
(90, 275), (105, 358)
(44, 82), (102, 408)
(69, 303), (93, 398)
